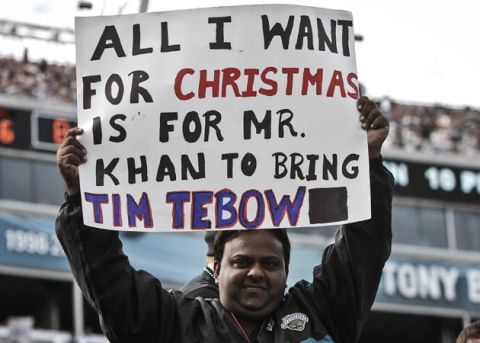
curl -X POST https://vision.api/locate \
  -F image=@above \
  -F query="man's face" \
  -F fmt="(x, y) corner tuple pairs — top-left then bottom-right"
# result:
(214, 230), (287, 321)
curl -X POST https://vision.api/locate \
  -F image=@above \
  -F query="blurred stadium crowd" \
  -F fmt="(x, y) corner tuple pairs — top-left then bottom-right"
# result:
(0, 57), (76, 103)
(380, 98), (480, 156)
(1, 56), (479, 156)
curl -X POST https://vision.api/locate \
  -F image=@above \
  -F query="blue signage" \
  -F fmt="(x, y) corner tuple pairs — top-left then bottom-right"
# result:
(0, 212), (69, 272)
(376, 257), (480, 312)
(0, 210), (205, 284)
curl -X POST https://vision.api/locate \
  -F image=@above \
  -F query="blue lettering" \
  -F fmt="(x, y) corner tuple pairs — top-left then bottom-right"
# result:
(215, 189), (237, 228)
(265, 186), (306, 226)
(112, 193), (122, 227)
(166, 191), (190, 229)
(239, 190), (265, 229)
(127, 192), (153, 228)
(192, 191), (213, 229)
(84, 193), (109, 224)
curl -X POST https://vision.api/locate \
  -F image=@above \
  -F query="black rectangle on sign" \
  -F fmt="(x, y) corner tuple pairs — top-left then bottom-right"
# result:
(308, 187), (348, 224)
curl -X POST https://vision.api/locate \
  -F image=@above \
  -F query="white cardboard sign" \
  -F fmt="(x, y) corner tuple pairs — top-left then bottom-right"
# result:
(75, 4), (370, 232)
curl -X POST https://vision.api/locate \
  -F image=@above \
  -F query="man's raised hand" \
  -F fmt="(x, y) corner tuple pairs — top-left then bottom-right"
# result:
(56, 127), (86, 195)
(357, 96), (389, 159)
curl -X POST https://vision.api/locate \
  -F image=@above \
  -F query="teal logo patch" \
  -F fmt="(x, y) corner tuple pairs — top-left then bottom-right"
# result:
(300, 335), (334, 343)
(281, 313), (309, 331)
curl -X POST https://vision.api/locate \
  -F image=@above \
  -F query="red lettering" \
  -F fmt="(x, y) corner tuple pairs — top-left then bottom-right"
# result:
(198, 69), (220, 99)
(326, 70), (346, 98)
(221, 67), (241, 97)
(259, 67), (278, 96)
(174, 68), (195, 100)
(242, 68), (259, 97)
(174, 67), (355, 100)
(281, 68), (299, 96)
(347, 72), (359, 99)
(301, 68), (323, 95)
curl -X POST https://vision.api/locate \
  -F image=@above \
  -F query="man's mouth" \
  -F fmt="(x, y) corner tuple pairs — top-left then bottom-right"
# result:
(242, 284), (267, 293)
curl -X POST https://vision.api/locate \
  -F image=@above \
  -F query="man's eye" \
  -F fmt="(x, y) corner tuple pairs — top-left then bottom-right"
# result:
(232, 260), (248, 268)
(263, 260), (280, 269)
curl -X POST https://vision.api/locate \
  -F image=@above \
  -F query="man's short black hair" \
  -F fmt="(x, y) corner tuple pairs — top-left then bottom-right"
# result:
(213, 229), (291, 275)
(457, 320), (480, 343)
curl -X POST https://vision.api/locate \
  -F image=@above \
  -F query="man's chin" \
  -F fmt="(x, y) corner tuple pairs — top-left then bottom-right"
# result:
(238, 299), (274, 315)
(235, 304), (273, 321)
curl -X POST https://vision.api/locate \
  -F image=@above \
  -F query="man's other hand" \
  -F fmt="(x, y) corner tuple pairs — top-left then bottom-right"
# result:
(357, 96), (389, 159)
(56, 127), (86, 196)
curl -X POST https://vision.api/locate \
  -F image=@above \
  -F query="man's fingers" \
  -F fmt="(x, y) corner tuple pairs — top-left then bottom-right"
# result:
(58, 145), (87, 158)
(357, 96), (369, 109)
(60, 128), (85, 148)
(58, 145), (87, 163)
(59, 134), (86, 152)
(362, 108), (381, 129)
(357, 96), (388, 130)
(361, 101), (375, 118)
(357, 96), (375, 123)
(370, 116), (389, 131)
(60, 153), (84, 167)
(65, 127), (84, 139)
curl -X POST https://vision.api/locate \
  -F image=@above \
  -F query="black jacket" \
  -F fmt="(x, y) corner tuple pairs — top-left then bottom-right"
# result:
(56, 158), (393, 343)
(179, 267), (219, 299)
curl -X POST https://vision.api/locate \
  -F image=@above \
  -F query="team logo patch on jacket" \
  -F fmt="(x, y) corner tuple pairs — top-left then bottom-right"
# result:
(280, 313), (309, 331)
(300, 337), (334, 343)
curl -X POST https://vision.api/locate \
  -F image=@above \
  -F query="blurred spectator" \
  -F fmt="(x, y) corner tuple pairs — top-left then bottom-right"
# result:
(380, 97), (480, 156)
(457, 320), (480, 343)
(0, 56), (76, 103)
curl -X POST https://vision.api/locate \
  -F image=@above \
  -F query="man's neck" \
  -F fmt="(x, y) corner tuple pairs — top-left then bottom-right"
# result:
(231, 313), (264, 341)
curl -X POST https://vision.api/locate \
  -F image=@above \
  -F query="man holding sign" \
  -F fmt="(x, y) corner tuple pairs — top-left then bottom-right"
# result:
(56, 5), (393, 342)
(56, 95), (392, 343)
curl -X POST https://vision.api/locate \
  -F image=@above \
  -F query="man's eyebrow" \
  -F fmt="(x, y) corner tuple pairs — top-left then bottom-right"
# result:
(262, 255), (282, 259)
(229, 253), (248, 258)
(261, 256), (283, 262)
(230, 254), (282, 260)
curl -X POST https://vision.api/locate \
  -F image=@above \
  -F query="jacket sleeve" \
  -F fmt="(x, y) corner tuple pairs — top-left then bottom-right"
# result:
(55, 193), (181, 343)
(308, 157), (394, 342)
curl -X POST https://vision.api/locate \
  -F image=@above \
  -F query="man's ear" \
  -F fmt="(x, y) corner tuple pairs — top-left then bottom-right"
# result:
(213, 259), (220, 283)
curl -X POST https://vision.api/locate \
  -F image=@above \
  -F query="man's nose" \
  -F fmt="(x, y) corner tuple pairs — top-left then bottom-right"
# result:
(247, 262), (265, 280)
